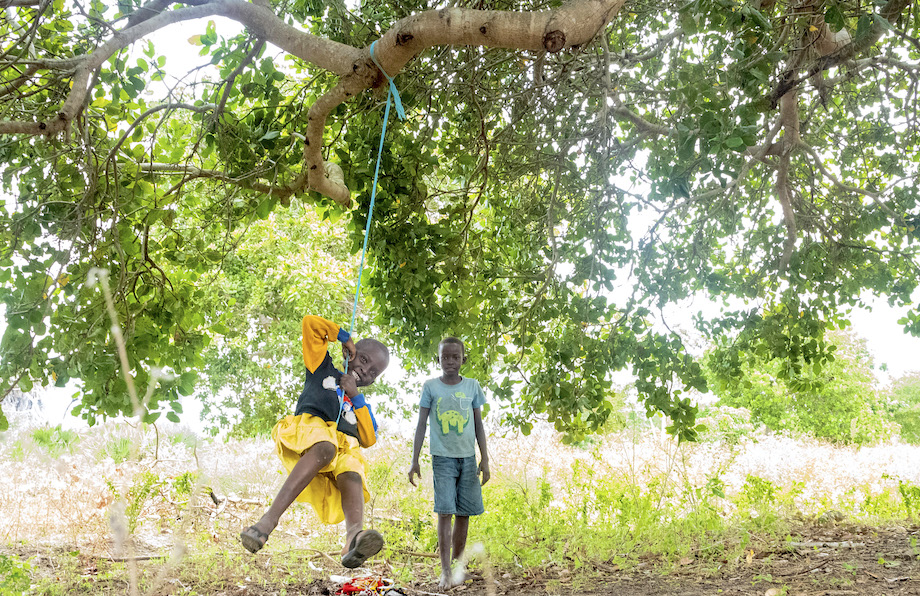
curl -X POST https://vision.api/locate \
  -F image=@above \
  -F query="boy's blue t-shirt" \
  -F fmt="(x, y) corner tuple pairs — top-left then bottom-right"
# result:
(420, 377), (486, 458)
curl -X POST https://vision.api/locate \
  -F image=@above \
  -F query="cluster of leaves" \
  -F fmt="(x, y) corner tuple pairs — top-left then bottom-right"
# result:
(0, 553), (32, 596)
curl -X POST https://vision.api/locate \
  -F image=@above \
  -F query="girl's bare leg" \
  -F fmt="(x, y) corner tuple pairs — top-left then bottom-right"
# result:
(338, 471), (364, 549)
(251, 440), (336, 536)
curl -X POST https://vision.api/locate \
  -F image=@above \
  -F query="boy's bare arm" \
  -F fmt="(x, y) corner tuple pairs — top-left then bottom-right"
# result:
(408, 407), (430, 486)
(473, 408), (490, 485)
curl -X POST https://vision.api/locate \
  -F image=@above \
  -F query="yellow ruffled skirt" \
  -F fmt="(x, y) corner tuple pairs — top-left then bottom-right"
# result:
(272, 413), (370, 524)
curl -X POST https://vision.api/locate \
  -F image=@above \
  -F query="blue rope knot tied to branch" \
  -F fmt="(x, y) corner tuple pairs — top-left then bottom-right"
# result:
(338, 40), (406, 421)
(368, 40), (406, 121)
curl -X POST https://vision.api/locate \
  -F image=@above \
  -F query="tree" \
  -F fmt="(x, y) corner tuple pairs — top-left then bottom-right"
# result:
(1, 0), (918, 438)
(884, 371), (920, 443)
(705, 330), (893, 444)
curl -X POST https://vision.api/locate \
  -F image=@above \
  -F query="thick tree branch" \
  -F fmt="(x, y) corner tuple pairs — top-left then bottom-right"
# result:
(301, 0), (626, 204)
(770, 0), (914, 105)
(0, 0), (626, 205)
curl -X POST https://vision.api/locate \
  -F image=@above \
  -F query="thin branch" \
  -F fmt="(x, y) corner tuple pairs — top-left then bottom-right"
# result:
(106, 102), (217, 164)
(0, 64), (40, 100)
(796, 141), (902, 221)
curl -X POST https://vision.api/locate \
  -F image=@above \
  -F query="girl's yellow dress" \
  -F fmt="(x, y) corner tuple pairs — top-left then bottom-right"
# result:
(272, 413), (370, 524)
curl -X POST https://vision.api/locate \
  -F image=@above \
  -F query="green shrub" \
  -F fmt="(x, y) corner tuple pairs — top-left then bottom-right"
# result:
(696, 406), (758, 444)
(7, 440), (25, 462)
(168, 430), (199, 450)
(898, 479), (920, 520)
(31, 425), (80, 458)
(884, 373), (920, 444)
(0, 553), (32, 596)
(705, 331), (893, 445)
(125, 470), (163, 533)
(892, 405), (920, 444)
(734, 475), (781, 528)
(102, 437), (133, 463)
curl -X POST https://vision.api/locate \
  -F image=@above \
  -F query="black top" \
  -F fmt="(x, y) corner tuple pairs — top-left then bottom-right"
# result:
(293, 352), (359, 439)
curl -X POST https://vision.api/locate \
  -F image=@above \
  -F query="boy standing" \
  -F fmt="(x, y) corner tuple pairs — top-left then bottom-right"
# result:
(240, 315), (389, 569)
(408, 337), (490, 589)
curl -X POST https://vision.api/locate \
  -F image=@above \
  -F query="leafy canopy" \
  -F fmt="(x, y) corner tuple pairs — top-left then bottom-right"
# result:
(1, 0), (919, 439)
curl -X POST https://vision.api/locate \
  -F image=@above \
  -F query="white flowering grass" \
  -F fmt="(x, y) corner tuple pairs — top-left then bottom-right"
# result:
(1, 416), (918, 559)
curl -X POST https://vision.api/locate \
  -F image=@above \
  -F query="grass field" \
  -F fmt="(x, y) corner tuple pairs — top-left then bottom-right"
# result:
(1, 408), (919, 594)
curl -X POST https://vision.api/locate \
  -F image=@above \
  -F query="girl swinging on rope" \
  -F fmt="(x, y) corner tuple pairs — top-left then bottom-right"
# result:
(240, 315), (389, 568)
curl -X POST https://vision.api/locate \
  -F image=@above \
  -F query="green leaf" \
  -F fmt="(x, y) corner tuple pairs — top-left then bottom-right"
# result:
(824, 5), (846, 31)
(725, 136), (745, 148)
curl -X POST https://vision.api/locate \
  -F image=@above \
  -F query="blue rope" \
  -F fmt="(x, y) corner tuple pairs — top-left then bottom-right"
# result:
(338, 40), (405, 421)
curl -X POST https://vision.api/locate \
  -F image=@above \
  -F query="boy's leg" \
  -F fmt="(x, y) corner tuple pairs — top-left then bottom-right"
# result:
(251, 440), (336, 536)
(452, 515), (470, 562)
(338, 471), (384, 567)
(437, 513), (454, 587)
(446, 456), (483, 584)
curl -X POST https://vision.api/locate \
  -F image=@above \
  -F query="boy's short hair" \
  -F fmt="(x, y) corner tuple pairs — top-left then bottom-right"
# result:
(438, 336), (464, 355)
(357, 338), (390, 364)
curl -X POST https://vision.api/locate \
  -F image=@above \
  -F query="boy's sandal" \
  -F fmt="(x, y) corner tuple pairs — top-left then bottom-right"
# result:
(240, 526), (269, 554)
(341, 529), (384, 568)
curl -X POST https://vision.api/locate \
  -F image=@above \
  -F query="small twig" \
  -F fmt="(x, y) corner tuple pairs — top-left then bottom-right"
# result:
(774, 557), (832, 576)
(286, 547), (340, 566)
(787, 541), (865, 548)
(103, 554), (167, 562)
(391, 549), (439, 559)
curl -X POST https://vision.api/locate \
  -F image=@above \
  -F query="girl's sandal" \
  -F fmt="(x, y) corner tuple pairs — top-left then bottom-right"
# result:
(240, 526), (269, 554)
(341, 529), (384, 568)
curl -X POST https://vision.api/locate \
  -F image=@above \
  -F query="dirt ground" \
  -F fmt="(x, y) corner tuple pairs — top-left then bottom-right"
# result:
(401, 524), (920, 595)
(8, 524), (920, 595)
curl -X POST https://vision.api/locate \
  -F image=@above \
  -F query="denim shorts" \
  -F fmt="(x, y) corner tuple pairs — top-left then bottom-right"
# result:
(431, 455), (484, 516)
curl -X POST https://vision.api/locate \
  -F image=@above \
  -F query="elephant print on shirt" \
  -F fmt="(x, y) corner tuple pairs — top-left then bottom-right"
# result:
(436, 392), (473, 435)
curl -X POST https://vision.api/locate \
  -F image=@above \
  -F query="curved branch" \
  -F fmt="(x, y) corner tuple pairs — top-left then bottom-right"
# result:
(213, 39), (265, 119)
(776, 149), (796, 273)
(610, 105), (670, 136)
(300, 0), (626, 204)
(0, 64), (40, 100)
(137, 162), (288, 197)
(0, 0), (361, 136)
